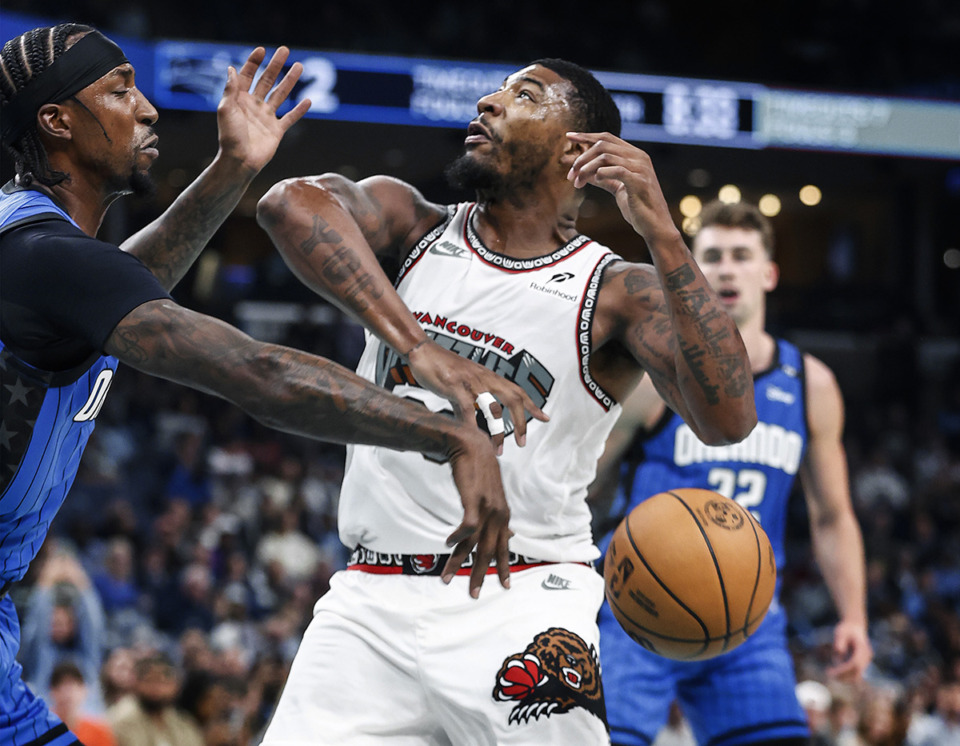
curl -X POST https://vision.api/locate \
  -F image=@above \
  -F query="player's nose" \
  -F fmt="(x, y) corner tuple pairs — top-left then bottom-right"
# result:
(477, 91), (504, 116)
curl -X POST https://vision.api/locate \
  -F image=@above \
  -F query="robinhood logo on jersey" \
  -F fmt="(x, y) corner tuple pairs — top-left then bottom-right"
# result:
(674, 421), (803, 475)
(529, 271), (578, 302)
(374, 323), (554, 435)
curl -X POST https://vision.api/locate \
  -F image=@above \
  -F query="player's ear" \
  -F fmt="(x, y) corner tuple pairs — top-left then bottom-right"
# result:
(560, 134), (588, 167)
(763, 260), (780, 292)
(36, 102), (73, 143)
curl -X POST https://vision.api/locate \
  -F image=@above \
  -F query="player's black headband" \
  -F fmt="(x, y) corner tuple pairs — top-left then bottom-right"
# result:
(0, 30), (129, 145)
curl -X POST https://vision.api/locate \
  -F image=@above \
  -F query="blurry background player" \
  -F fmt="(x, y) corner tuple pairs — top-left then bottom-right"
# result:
(592, 200), (873, 746)
(0, 23), (518, 746)
(255, 59), (755, 743)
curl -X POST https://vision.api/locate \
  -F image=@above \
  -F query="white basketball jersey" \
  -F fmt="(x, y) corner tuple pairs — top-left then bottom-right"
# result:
(339, 203), (624, 562)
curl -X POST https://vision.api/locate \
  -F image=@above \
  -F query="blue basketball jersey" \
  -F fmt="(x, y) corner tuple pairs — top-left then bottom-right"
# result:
(599, 339), (810, 746)
(621, 338), (807, 596)
(1, 188), (111, 746)
(0, 188), (119, 587)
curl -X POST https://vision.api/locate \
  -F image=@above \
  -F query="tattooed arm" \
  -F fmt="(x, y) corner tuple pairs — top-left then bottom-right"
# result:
(257, 174), (547, 446)
(568, 132), (755, 444)
(257, 172), (444, 359)
(121, 47), (310, 289)
(105, 298), (513, 597)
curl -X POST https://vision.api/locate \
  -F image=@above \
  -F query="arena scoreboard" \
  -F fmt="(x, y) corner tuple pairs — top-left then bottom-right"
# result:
(153, 41), (960, 160)
(0, 10), (956, 160)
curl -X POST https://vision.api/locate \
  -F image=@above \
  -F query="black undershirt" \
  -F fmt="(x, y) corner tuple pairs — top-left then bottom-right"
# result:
(1, 216), (171, 372)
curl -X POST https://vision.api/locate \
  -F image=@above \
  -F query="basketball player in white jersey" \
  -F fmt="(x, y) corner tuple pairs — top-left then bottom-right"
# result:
(256, 59), (757, 744)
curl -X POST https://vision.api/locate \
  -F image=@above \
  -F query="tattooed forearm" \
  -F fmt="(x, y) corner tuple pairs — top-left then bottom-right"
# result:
(107, 302), (457, 459)
(664, 264), (696, 291)
(668, 277), (750, 405)
(124, 172), (250, 290)
(300, 214), (343, 257)
(678, 340), (720, 405)
(319, 245), (384, 313)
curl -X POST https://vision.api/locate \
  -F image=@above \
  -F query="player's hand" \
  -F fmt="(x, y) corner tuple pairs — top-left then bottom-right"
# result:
(441, 427), (512, 598)
(566, 132), (681, 247)
(217, 46), (312, 173)
(826, 620), (873, 682)
(406, 340), (548, 454)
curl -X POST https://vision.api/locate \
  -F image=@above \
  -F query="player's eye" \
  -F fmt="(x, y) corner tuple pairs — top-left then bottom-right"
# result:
(518, 90), (534, 101)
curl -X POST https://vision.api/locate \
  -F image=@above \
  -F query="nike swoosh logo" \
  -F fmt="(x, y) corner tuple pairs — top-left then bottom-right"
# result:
(428, 243), (468, 258)
(541, 573), (573, 591)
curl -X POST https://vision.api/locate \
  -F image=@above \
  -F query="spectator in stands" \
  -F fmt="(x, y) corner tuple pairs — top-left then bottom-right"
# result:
(19, 550), (106, 708)
(100, 647), (138, 709)
(255, 506), (321, 589)
(909, 680), (960, 746)
(108, 653), (203, 746)
(157, 562), (216, 635)
(49, 661), (116, 746)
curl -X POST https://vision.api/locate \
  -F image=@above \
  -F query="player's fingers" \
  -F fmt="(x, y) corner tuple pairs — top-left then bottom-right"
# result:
(279, 98), (312, 130)
(474, 392), (505, 450)
(441, 538), (475, 584)
(445, 494), (480, 552)
(266, 60), (303, 110)
(236, 47), (266, 86)
(566, 131), (620, 147)
(571, 155), (630, 190)
(253, 46), (290, 99)
(223, 66), (237, 97)
(468, 549), (489, 598)
(496, 528), (512, 590)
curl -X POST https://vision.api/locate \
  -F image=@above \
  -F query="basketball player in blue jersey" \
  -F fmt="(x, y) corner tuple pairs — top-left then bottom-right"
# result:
(594, 200), (873, 746)
(255, 61), (756, 744)
(0, 24), (524, 746)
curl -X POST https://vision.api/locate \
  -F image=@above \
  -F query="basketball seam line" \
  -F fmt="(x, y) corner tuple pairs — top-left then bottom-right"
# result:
(667, 490), (733, 650)
(621, 511), (710, 656)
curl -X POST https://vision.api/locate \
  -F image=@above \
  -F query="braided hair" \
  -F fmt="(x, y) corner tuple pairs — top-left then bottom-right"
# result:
(0, 24), (93, 187)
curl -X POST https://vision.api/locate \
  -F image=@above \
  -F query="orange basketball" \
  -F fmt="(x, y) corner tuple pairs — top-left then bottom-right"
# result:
(603, 487), (776, 661)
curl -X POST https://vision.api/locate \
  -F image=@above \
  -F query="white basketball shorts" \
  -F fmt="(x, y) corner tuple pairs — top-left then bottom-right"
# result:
(260, 560), (610, 745)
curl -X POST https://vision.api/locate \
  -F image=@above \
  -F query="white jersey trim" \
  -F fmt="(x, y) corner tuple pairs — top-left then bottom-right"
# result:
(462, 202), (598, 273)
(395, 205), (456, 286)
(577, 253), (621, 411)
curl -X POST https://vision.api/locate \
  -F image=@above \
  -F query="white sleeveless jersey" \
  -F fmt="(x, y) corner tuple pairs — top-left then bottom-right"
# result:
(339, 203), (623, 562)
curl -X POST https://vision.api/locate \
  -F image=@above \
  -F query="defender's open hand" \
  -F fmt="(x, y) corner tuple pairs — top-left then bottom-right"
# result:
(218, 46), (312, 173)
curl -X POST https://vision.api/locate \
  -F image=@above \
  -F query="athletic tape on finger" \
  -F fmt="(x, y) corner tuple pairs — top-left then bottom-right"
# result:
(475, 392), (506, 436)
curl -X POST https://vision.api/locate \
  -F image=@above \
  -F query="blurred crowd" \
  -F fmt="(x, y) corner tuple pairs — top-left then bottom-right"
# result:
(5, 299), (957, 745)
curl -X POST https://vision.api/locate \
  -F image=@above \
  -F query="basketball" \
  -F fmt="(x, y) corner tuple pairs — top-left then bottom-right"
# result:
(604, 487), (776, 661)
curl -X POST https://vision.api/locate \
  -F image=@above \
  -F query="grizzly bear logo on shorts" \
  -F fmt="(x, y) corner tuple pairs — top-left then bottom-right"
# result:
(492, 627), (607, 728)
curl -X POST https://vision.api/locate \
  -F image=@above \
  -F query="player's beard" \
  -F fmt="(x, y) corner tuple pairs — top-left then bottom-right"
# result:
(446, 148), (551, 204)
(445, 152), (504, 196)
(109, 166), (156, 199)
(129, 168), (156, 198)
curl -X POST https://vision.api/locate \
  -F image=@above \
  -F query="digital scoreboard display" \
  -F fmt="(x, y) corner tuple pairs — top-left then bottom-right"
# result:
(153, 41), (959, 160)
(154, 42), (764, 150)
(0, 10), (955, 160)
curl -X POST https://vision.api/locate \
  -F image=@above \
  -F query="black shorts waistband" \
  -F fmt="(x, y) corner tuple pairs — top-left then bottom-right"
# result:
(346, 545), (591, 577)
